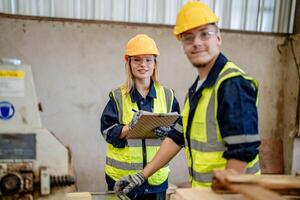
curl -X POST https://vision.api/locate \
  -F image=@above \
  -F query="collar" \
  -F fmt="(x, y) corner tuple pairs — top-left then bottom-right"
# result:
(190, 53), (228, 93)
(130, 80), (157, 103)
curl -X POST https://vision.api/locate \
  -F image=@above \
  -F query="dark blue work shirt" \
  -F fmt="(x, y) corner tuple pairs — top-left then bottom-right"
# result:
(168, 53), (260, 162)
(101, 81), (180, 194)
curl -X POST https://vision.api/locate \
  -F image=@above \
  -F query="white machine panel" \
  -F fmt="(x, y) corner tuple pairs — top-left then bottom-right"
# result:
(0, 59), (74, 200)
(0, 62), (42, 131)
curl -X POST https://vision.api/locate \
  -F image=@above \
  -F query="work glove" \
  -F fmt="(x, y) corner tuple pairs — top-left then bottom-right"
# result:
(153, 126), (171, 138)
(114, 172), (145, 198)
(128, 111), (142, 129)
(116, 193), (130, 200)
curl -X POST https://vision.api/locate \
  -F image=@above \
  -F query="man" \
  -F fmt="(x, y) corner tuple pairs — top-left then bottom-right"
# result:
(115, 1), (260, 197)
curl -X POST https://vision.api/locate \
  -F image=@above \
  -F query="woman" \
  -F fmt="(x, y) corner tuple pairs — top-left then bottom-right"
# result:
(100, 34), (180, 200)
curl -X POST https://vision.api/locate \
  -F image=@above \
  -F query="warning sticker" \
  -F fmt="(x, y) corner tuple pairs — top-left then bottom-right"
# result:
(0, 70), (25, 97)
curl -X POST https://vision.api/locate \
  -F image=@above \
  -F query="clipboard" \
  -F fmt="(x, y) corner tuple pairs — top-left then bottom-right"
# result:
(127, 111), (180, 139)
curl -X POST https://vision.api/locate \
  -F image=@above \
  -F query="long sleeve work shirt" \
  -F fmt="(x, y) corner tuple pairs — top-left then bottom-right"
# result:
(167, 53), (260, 162)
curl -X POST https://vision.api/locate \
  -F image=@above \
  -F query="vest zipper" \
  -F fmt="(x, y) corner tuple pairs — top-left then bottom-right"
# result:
(142, 139), (147, 168)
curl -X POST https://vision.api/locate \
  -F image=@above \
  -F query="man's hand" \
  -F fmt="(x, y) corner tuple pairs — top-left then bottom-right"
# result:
(128, 111), (142, 129)
(153, 126), (171, 138)
(114, 172), (145, 197)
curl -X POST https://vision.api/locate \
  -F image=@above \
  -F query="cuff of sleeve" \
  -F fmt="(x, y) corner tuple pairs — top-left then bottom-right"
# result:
(167, 128), (185, 147)
(108, 125), (127, 148)
(222, 141), (260, 162)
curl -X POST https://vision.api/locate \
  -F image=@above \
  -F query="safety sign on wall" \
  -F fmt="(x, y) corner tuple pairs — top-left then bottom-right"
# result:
(0, 69), (25, 97)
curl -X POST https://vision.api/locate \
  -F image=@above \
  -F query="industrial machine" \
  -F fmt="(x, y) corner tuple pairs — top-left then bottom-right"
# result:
(0, 59), (75, 199)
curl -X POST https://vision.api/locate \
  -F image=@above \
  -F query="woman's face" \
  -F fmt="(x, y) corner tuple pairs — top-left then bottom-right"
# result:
(130, 54), (155, 81)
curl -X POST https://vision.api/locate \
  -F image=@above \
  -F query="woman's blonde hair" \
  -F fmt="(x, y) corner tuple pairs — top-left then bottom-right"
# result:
(122, 58), (159, 94)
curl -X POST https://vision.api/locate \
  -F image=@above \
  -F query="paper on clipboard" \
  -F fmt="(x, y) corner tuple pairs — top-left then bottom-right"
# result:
(127, 111), (180, 139)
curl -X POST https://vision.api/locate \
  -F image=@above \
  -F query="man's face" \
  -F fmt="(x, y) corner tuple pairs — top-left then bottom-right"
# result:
(181, 24), (221, 68)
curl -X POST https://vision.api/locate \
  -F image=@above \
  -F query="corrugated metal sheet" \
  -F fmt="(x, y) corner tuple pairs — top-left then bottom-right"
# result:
(0, 0), (296, 33)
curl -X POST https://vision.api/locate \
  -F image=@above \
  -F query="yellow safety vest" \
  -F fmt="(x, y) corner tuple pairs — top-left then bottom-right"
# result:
(182, 62), (260, 188)
(105, 82), (174, 185)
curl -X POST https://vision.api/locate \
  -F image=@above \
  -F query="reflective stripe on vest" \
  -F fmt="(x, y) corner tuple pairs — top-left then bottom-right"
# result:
(105, 82), (173, 185)
(127, 139), (162, 147)
(182, 62), (260, 188)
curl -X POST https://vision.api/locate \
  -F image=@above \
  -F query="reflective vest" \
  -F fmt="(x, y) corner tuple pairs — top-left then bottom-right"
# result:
(105, 82), (174, 185)
(182, 62), (260, 188)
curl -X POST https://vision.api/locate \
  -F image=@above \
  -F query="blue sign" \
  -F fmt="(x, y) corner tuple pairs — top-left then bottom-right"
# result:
(0, 101), (15, 120)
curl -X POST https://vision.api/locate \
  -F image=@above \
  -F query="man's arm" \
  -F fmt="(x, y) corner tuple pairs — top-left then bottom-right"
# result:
(143, 137), (182, 178)
(144, 93), (182, 175)
(218, 76), (260, 173)
(226, 158), (247, 173)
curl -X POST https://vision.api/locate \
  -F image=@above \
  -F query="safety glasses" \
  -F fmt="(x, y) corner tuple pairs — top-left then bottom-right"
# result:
(130, 56), (155, 65)
(181, 30), (216, 45)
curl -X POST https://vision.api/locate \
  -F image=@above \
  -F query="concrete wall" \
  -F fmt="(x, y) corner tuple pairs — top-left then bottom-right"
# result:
(0, 15), (298, 192)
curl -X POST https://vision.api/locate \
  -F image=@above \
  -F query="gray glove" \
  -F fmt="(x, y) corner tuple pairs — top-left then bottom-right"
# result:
(114, 172), (145, 197)
(128, 110), (142, 129)
(117, 193), (130, 200)
(153, 126), (171, 138)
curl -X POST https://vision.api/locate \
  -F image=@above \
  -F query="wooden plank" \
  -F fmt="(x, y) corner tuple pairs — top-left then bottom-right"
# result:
(170, 188), (245, 200)
(212, 170), (290, 200)
(225, 174), (300, 190)
(212, 169), (300, 196)
(229, 184), (287, 200)
(67, 192), (91, 200)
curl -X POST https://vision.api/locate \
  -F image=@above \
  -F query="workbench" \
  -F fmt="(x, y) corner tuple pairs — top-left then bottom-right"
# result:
(170, 188), (245, 200)
(68, 192), (119, 200)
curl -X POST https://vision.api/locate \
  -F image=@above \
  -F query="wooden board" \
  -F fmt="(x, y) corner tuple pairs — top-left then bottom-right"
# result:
(67, 192), (91, 200)
(170, 188), (245, 200)
(212, 169), (300, 199)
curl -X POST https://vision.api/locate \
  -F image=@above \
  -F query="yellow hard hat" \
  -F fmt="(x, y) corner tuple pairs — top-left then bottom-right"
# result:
(124, 34), (160, 61)
(173, 1), (218, 38)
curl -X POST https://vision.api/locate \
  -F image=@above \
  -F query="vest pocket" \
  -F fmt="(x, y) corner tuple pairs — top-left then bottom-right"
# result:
(193, 151), (226, 172)
(191, 119), (207, 143)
